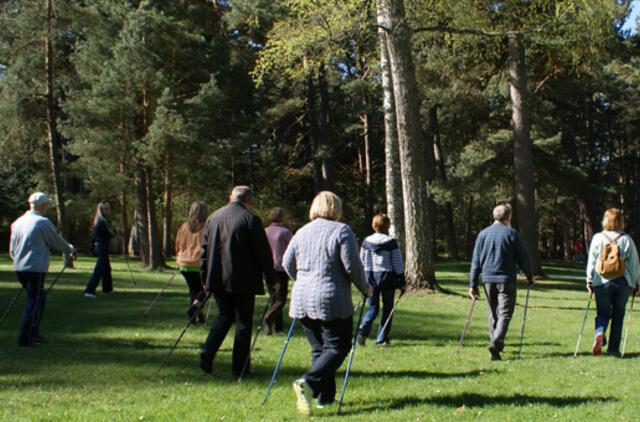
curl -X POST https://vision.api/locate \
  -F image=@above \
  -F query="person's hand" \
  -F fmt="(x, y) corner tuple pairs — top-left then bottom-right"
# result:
(528, 277), (535, 286)
(469, 288), (479, 300)
(365, 285), (373, 298)
(69, 245), (78, 260)
(587, 283), (594, 296)
(633, 286), (640, 297)
(398, 286), (407, 297)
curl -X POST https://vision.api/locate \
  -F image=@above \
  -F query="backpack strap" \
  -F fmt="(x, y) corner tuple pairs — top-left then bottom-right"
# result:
(602, 232), (624, 244)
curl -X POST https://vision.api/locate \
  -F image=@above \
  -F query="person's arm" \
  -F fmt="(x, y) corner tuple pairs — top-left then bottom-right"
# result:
(390, 241), (405, 290)
(339, 226), (370, 296)
(624, 235), (640, 295)
(585, 235), (599, 294)
(469, 233), (484, 292)
(282, 240), (297, 281)
(514, 232), (534, 283)
(200, 223), (210, 291)
(40, 220), (75, 254)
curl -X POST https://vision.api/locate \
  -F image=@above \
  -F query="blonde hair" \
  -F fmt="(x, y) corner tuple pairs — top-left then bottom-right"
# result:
(602, 208), (624, 231)
(93, 201), (111, 226)
(309, 191), (342, 221)
(372, 214), (391, 233)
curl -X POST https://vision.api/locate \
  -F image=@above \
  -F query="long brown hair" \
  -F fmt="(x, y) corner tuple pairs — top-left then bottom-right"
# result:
(188, 201), (208, 232)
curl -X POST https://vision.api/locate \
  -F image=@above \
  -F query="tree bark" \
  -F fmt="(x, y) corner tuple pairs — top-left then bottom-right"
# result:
(120, 160), (130, 256)
(424, 108), (437, 262)
(382, 0), (436, 289)
(508, 33), (542, 276)
(134, 165), (150, 266)
(145, 167), (163, 270)
(162, 150), (173, 259)
(304, 58), (323, 193)
(318, 63), (333, 190)
(376, 0), (404, 251)
(430, 106), (458, 259)
(360, 105), (373, 231)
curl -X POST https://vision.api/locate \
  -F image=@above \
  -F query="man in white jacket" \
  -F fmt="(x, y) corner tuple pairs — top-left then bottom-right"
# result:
(10, 192), (76, 347)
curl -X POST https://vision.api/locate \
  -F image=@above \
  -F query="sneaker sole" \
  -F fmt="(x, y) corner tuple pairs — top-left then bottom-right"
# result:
(292, 380), (311, 416)
(593, 333), (604, 356)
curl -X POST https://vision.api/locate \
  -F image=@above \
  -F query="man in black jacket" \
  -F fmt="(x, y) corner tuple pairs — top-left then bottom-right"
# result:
(199, 185), (276, 376)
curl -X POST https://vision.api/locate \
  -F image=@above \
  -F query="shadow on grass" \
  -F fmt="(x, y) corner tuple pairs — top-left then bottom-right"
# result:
(338, 393), (613, 415)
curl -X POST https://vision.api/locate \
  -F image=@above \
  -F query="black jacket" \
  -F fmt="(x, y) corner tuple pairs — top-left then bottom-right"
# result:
(200, 201), (276, 295)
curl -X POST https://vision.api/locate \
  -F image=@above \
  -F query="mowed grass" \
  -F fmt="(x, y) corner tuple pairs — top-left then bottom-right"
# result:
(0, 254), (637, 421)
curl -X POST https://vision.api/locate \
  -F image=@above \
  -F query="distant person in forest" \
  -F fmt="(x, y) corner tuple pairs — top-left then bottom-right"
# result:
(84, 200), (116, 297)
(263, 207), (293, 334)
(10, 192), (76, 347)
(175, 201), (208, 323)
(283, 191), (372, 415)
(199, 186), (276, 377)
(586, 208), (640, 357)
(469, 204), (534, 361)
(573, 235), (584, 267)
(358, 213), (405, 346)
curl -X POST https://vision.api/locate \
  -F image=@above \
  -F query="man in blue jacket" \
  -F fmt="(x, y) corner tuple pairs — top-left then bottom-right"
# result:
(469, 204), (534, 360)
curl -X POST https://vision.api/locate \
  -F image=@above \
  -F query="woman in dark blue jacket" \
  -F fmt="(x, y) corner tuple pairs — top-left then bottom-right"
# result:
(84, 201), (116, 297)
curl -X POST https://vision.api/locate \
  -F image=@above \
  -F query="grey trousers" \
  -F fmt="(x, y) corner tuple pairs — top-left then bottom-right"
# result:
(483, 282), (517, 352)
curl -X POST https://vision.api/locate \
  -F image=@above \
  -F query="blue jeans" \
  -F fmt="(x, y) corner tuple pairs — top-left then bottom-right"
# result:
(594, 276), (630, 354)
(360, 287), (395, 343)
(301, 316), (352, 405)
(16, 272), (46, 346)
(85, 243), (112, 294)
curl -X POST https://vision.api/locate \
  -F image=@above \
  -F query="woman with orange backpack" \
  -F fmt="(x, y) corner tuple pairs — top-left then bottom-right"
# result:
(586, 208), (640, 356)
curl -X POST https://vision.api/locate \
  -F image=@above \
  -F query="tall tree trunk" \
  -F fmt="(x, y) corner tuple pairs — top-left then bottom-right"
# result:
(44, 0), (71, 266)
(465, 196), (475, 260)
(360, 105), (373, 231)
(304, 58), (323, 193)
(318, 63), (332, 190)
(508, 33), (542, 276)
(134, 165), (150, 266)
(430, 106), (458, 260)
(162, 150), (173, 259)
(424, 109), (437, 262)
(145, 167), (163, 270)
(382, 0), (436, 290)
(376, 0), (404, 250)
(120, 161), (130, 256)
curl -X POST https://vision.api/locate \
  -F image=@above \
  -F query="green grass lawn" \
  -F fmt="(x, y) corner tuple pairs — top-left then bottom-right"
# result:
(0, 254), (636, 421)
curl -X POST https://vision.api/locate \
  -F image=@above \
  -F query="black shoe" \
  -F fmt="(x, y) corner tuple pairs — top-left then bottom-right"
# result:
(32, 334), (48, 344)
(489, 344), (501, 361)
(357, 334), (366, 346)
(200, 353), (213, 374)
(197, 313), (205, 324)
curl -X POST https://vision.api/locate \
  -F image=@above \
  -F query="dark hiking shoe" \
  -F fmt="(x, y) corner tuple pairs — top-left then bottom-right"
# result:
(200, 353), (213, 374)
(357, 334), (366, 346)
(489, 344), (501, 361)
(32, 334), (48, 344)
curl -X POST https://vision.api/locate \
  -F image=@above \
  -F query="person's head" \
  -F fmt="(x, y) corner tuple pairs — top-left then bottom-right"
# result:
(309, 191), (342, 221)
(188, 201), (208, 232)
(269, 207), (286, 224)
(94, 200), (112, 225)
(372, 214), (391, 234)
(28, 192), (53, 214)
(493, 204), (512, 225)
(229, 185), (253, 208)
(602, 208), (624, 231)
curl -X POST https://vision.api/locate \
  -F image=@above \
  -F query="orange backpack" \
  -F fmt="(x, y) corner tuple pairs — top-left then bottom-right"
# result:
(596, 233), (625, 278)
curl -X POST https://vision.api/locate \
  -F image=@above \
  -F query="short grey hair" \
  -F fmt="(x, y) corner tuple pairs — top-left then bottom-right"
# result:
(493, 204), (512, 222)
(230, 185), (253, 204)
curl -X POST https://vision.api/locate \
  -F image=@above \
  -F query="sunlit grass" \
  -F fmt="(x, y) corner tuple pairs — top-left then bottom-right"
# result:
(0, 256), (635, 421)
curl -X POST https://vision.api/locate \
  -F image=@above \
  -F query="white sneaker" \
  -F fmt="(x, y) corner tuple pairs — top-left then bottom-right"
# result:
(84, 293), (97, 298)
(292, 378), (312, 416)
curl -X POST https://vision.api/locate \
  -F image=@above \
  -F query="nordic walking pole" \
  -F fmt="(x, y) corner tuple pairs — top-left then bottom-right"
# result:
(337, 295), (368, 415)
(45, 262), (70, 295)
(238, 301), (271, 381)
(375, 291), (404, 344)
(518, 283), (532, 359)
(456, 295), (478, 355)
(262, 318), (297, 405)
(573, 292), (593, 357)
(142, 270), (180, 317)
(158, 293), (211, 372)
(621, 294), (636, 359)
(204, 295), (214, 323)
(0, 287), (24, 328)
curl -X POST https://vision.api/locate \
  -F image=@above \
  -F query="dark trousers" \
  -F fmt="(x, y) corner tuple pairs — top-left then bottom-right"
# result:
(301, 316), (352, 405)
(483, 282), (517, 352)
(85, 243), (112, 294)
(202, 290), (255, 376)
(594, 276), (630, 354)
(264, 271), (289, 332)
(360, 286), (395, 343)
(181, 271), (205, 305)
(17, 271), (46, 346)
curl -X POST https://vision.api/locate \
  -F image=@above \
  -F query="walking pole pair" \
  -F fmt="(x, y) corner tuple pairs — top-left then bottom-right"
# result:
(142, 270), (180, 317)
(238, 301), (271, 381)
(337, 295), (368, 415)
(262, 318), (297, 404)
(518, 283), (532, 359)
(573, 292), (593, 357)
(158, 292), (211, 372)
(456, 294), (478, 355)
(375, 291), (404, 344)
(621, 294), (636, 359)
